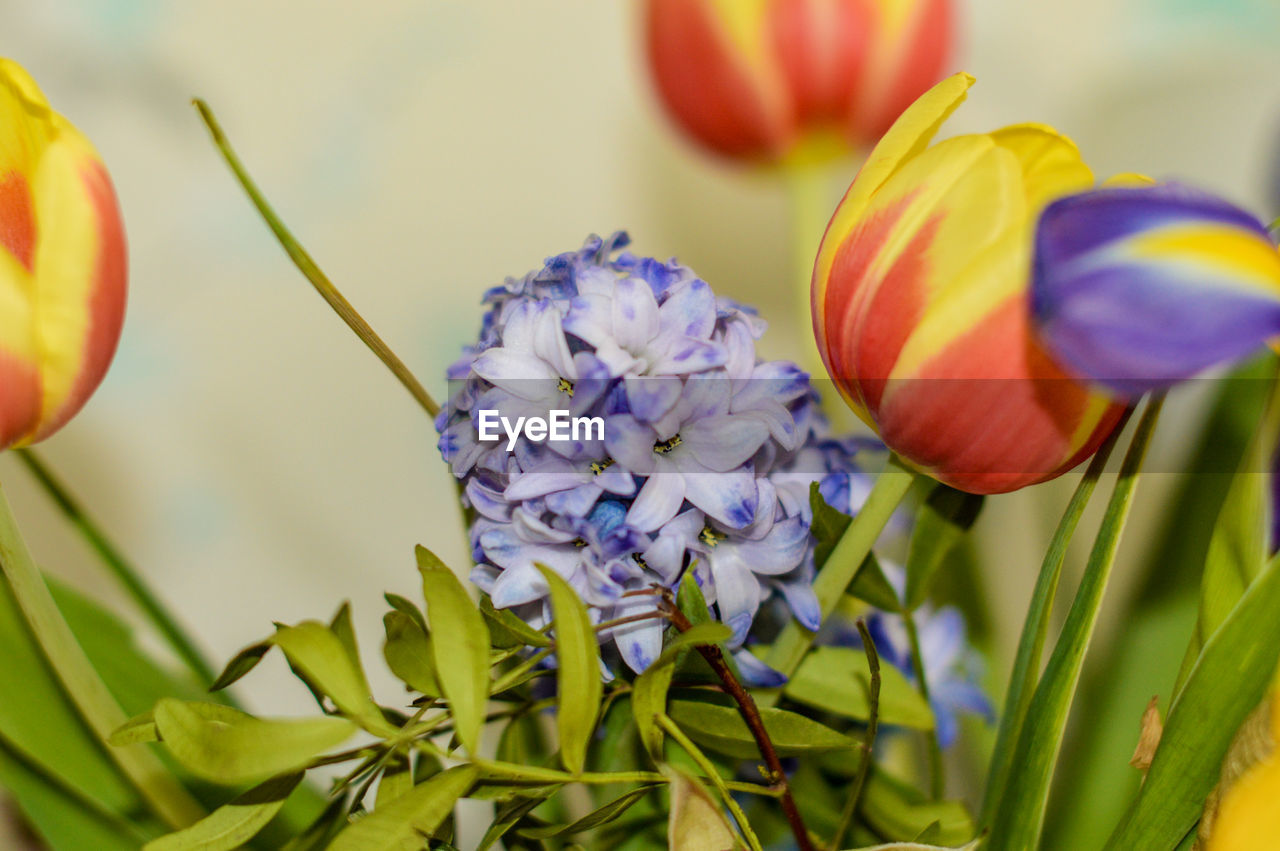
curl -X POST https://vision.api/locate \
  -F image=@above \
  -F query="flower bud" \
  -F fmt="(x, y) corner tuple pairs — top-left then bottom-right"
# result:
(643, 0), (955, 163)
(1032, 183), (1280, 398)
(812, 73), (1124, 494)
(0, 59), (126, 449)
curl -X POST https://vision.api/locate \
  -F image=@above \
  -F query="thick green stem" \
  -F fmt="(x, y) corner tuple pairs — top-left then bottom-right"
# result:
(192, 99), (440, 420)
(785, 163), (832, 377)
(762, 456), (916, 703)
(978, 406), (1134, 829)
(0, 480), (203, 829)
(16, 449), (219, 689)
(986, 396), (1164, 851)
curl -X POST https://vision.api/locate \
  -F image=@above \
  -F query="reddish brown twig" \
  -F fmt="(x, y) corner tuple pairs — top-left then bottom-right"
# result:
(660, 594), (815, 851)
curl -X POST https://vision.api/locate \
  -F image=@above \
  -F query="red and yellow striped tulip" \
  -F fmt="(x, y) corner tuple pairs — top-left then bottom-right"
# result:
(811, 73), (1124, 494)
(0, 59), (126, 450)
(643, 0), (955, 164)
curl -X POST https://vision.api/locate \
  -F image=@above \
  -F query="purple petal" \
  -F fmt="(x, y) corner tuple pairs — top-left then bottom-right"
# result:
(682, 415), (770, 472)
(625, 472), (687, 532)
(625, 376), (684, 422)
(604, 415), (660, 475)
(1033, 183), (1280, 396)
(612, 276), (661, 352)
(658, 278), (717, 339)
(683, 466), (758, 529)
(731, 648), (787, 687)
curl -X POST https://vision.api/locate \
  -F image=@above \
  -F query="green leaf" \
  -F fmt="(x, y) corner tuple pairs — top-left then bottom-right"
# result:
(418, 545), (490, 754)
(0, 482), (203, 829)
(848, 552), (904, 614)
(667, 698), (858, 759)
(375, 752), (414, 809)
(109, 710), (159, 746)
(1174, 375), (1280, 694)
(1041, 360), (1276, 850)
(785, 646), (933, 730)
(666, 769), (740, 851)
(481, 595), (550, 649)
(536, 564), (602, 774)
(143, 772), (303, 851)
(477, 793), (556, 851)
(904, 484), (984, 610)
(272, 620), (390, 734)
(632, 623), (732, 762)
(978, 409), (1132, 832)
(860, 769), (974, 846)
(210, 640), (273, 692)
(327, 764), (476, 851)
(987, 399), (1161, 851)
(838, 843), (979, 851)
(384, 593), (427, 633)
(153, 698), (356, 786)
(519, 785), (658, 838)
(330, 603), (360, 672)
(1105, 548), (1280, 849)
(0, 737), (148, 851)
(382, 611), (440, 697)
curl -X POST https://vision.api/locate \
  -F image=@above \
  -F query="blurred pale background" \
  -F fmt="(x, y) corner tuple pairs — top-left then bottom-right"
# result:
(2, 0), (1279, 846)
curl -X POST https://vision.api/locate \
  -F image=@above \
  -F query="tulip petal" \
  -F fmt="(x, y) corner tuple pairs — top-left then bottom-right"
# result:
(1033, 184), (1280, 396)
(813, 70), (975, 346)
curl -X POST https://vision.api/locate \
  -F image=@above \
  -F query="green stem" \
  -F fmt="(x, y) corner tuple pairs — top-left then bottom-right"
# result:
(0, 480), (203, 829)
(657, 713), (765, 851)
(903, 612), (943, 800)
(1268, 214), (1279, 233)
(191, 99), (440, 420)
(15, 449), (219, 689)
(987, 396), (1164, 851)
(785, 163), (832, 376)
(978, 405), (1134, 829)
(762, 456), (916, 703)
(828, 620), (880, 851)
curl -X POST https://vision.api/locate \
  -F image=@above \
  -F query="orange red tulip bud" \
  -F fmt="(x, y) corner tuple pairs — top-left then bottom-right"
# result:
(643, 0), (955, 164)
(0, 59), (126, 449)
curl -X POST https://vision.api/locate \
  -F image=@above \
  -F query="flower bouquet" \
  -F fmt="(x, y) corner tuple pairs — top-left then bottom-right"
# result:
(3, 3), (1280, 850)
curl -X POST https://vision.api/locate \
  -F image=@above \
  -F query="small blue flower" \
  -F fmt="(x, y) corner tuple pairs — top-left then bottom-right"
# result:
(836, 563), (993, 748)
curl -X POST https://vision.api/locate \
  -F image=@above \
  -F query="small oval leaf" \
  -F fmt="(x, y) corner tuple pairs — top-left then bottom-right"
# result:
(786, 646), (934, 730)
(418, 545), (491, 755)
(328, 764), (477, 851)
(154, 699), (356, 786)
(382, 612), (440, 697)
(667, 698), (858, 759)
(536, 564), (602, 774)
(143, 772), (303, 851)
(272, 621), (389, 734)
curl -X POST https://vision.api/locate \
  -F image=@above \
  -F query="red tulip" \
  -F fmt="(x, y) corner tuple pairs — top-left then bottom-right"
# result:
(643, 0), (955, 163)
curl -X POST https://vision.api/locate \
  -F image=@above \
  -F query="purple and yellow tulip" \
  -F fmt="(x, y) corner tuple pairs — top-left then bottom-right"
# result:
(0, 58), (126, 450)
(643, 0), (954, 164)
(812, 73), (1124, 494)
(1032, 183), (1280, 398)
